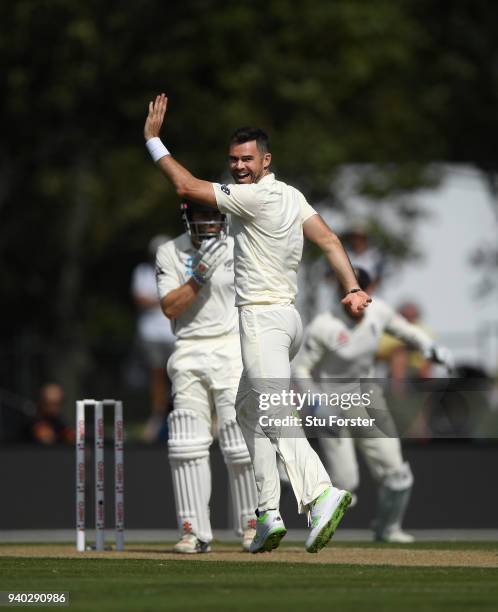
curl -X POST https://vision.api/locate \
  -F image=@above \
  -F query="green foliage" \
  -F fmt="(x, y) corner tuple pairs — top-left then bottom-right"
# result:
(0, 0), (496, 398)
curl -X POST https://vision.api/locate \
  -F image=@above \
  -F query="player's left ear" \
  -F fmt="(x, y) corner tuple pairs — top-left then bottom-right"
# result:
(263, 152), (272, 170)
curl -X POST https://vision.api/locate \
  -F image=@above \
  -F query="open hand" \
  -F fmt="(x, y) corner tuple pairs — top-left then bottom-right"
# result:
(144, 93), (168, 141)
(191, 238), (228, 285)
(341, 290), (372, 317)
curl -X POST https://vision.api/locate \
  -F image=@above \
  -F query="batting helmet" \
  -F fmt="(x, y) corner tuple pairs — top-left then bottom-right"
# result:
(181, 200), (227, 243)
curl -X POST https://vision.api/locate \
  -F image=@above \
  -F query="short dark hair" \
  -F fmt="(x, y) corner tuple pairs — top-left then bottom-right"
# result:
(353, 267), (372, 291)
(229, 127), (270, 153)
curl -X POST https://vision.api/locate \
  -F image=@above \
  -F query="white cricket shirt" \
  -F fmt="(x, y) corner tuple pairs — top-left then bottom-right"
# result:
(131, 263), (176, 343)
(155, 233), (238, 339)
(213, 173), (317, 306)
(293, 298), (434, 379)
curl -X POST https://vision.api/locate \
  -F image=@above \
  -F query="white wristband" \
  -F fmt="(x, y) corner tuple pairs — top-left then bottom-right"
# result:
(146, 137), (170, 162)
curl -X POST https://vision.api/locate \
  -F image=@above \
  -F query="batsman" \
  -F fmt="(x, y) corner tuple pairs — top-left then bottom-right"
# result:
(156, 201), (258, 553)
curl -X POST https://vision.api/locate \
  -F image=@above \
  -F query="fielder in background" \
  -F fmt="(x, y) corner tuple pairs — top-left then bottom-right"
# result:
(156, 200), (258, 553)
(292, 268), (454, 542)
(342, 221), (385, 291)
(144, 93), (371, 555)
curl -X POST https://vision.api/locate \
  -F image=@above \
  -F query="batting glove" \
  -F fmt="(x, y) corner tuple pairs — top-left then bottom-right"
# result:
(424, 345), (455, 373)
(191, 238), (227, 285)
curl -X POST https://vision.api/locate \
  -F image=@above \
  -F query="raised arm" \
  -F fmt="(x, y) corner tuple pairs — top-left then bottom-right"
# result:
(303, 214), (371, 316)
(385, 312), (454, 372)
(144, 94), (217, 208)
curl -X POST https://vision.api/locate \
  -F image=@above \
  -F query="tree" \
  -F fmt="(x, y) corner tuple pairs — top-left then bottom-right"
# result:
(0, 0), (496, 407)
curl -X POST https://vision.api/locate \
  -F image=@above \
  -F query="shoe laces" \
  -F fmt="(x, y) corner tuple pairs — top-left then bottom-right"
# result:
(307, 495), (322, 528)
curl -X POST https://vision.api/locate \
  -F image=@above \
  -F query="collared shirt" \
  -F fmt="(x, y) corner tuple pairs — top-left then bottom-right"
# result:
(213, 173), (317, 306)
(155, 233), (238, 339)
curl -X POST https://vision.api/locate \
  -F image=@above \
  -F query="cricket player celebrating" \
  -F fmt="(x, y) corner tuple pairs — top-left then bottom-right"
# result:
(156, 201), (258, 553)
(144, 93), (371, 554)
(292, 268), (454, 542)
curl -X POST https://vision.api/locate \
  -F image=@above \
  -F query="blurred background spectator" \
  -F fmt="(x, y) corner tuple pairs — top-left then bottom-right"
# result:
(377, 301), (434, 386)
(377, 301), (434, 437)
(131, 235), (175, 442)
(343, 221), (386, 291)
(27, 383), (74, 445)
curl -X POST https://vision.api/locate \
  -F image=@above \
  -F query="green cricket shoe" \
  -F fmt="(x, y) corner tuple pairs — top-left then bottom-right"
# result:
(305, 487), (352, 553)
(249, 509), (287, 553)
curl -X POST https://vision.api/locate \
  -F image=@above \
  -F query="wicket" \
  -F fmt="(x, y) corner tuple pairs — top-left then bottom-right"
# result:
(76, 399), (124, 552)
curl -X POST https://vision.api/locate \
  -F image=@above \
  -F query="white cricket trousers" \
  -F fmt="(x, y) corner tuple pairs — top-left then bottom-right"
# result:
(319, 385), (405, 491)
(235, 304), (331, 514)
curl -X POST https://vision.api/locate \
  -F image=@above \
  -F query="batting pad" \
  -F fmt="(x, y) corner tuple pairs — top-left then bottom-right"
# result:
(219, 419), (258, 535)
(374, 462), (414, 538)
(168, 409), (213, 543)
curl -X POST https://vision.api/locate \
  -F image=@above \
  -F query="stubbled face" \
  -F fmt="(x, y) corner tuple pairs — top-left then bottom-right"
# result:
(228, 140), (271, 184)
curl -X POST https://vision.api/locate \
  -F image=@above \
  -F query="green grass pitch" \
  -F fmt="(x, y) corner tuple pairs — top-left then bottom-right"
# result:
(1, 542), (497, 612)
